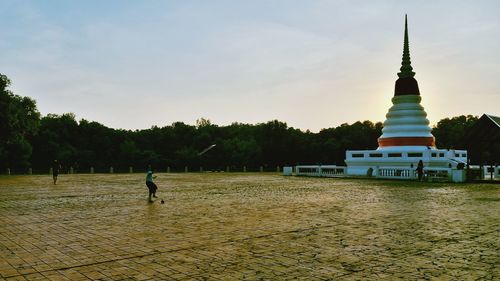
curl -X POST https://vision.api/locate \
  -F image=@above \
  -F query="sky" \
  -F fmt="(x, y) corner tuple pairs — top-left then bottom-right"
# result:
(1, 0), (499, 132)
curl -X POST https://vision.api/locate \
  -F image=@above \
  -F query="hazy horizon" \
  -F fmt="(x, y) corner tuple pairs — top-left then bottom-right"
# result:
(1, 1), (499, 132)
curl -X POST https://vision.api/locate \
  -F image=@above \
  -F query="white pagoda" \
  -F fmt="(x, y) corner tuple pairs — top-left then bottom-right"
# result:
(344, 16), (467, 181)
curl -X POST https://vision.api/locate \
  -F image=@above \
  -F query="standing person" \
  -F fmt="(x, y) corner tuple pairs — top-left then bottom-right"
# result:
(146, 169), (158, 202)
(416, 160), (424, 181)
(52, 160), (60, 185)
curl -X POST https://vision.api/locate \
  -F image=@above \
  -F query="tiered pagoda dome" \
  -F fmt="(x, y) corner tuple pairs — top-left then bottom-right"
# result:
(377, 15), (435, 149)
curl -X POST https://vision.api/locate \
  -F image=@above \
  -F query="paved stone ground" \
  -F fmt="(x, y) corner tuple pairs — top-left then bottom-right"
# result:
(0, 173), (498, 280)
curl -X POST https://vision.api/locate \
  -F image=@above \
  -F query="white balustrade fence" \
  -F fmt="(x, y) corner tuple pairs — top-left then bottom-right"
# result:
(377, 167), (451, 181)
(294, 165), (457, 181)
(377, 167), (415, 179)
(483, 166), (500, 180)
(425, 168), (451, 181)
(295, 165), (346, 177)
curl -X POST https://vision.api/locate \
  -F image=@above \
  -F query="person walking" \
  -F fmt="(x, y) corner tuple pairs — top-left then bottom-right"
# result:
(146, 169), (158, 202)
(416, 160), (424, 181)
(52, 160), (60, 185)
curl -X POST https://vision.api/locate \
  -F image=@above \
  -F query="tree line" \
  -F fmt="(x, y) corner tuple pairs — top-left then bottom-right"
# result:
(0, 73), (479, 173)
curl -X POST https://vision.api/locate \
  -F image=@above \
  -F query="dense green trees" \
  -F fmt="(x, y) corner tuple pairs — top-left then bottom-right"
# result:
(24, 115), (385, 172)
(0, 74), (40, 171)
(432, 115), (479, 149)
(0, 73), (485, 173)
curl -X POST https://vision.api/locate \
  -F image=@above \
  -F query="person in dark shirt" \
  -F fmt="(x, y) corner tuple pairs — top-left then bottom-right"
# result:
(52, 160), (60, 185)
(416, 160), (424, 181)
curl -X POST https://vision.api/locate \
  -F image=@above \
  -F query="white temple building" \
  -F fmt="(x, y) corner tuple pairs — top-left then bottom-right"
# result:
(295, 16), (468, 182)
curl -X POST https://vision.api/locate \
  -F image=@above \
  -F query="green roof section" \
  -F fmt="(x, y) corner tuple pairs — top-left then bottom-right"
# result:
(398, 15), (416, 78)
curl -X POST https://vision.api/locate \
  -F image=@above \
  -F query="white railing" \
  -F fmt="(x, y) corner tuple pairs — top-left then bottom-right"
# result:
(424, 168), (451, 182)
(320, 166), (346, 177)
(376, 167), (451, 181)
(295, 165), (346, 177)
(295, 165), (457, 182)
(377, 167), (416, 179)
(296, 166), (319, 176)
(483, 166), (500, 180)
